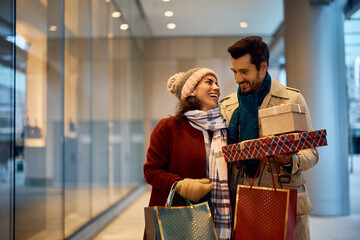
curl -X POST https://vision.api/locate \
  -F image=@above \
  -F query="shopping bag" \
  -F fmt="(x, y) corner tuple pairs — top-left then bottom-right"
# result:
(233, 159), (297, 240)
(233, 185), (297, 240)
(144, 206), (156, 240)
(144, 184), (218, 240)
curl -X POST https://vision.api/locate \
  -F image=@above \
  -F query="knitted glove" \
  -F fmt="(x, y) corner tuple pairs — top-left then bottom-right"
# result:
(175, 178), (212, 202)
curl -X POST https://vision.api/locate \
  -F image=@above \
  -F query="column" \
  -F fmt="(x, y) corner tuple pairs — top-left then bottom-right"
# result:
(284, 0), (350, 216)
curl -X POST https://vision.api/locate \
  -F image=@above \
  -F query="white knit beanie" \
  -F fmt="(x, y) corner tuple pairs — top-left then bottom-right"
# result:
(167, 67), (218, 100)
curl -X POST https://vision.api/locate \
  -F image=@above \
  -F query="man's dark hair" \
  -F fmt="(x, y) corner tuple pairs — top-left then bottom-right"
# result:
(227, 36), (270, 71)
(176, 96), (202, 117)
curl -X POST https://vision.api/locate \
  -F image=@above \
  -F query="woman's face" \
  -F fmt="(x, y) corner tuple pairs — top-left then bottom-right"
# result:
(192, 74), (220, 111)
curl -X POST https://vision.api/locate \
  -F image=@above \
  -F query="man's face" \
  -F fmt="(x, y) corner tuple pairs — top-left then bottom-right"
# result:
(231, 53), (267, 94)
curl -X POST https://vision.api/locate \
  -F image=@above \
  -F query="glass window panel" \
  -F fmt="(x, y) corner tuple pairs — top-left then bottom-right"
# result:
(128, 43), (145, 186)
(345, 8), (360, 156)
(0, 0), (148, 238)
(14, 0), (63, 239)
(63, 0), (92, 237)
(346, 6), (360, 219)
(110, 38), (133, 202)
(91, 0), (111, 217)
(110, 0), (146, 200)
(0, 0), (14, 239)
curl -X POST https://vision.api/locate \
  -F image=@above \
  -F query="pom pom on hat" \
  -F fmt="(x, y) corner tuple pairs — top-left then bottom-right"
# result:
(167, 67), (217, 100)
(167, 72), (184, 96)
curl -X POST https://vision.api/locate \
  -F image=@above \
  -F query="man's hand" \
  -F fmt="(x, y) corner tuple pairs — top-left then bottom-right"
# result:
(269, 151), (299, 164)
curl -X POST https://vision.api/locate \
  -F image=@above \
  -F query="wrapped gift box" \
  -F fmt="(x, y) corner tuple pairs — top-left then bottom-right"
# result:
(259, 104), (309, 136)
(222, 129), (327, 162)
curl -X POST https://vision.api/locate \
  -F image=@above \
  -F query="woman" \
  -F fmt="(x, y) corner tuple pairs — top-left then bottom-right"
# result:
(143, 67), (231, 239)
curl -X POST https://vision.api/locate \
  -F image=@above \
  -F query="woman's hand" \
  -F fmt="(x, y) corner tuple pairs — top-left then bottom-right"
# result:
(176, 178), (212, 202)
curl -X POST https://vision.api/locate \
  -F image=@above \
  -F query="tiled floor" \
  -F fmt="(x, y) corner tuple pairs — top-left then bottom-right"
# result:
(308, 156), (360, 240)
(94, 157), (360, 240)
(93, 186), (151, 240)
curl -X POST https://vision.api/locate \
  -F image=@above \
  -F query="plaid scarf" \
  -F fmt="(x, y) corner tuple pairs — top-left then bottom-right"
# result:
(185, 107), (232, 240)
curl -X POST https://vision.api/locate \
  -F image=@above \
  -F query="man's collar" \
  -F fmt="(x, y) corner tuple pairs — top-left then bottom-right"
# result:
(260, 79), (289, 109)
(269, 79), (289, 99)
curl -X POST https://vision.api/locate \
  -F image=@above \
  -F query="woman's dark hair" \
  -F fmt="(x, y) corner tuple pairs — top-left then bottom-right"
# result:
(227, 36), (269, 71)
(176, 96), (202, 117)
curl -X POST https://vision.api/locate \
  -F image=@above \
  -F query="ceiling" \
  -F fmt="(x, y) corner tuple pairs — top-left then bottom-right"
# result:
(138, 0), (284, 37)
(11, 0), (360, 67)
(137, 0), (360, 67)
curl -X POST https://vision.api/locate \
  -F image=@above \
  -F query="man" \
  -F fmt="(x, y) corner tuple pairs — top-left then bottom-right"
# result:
(220, 36), (319, 240)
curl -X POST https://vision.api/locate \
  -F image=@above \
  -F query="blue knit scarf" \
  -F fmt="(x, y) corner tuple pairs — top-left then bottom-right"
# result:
(228, 72), (271, 166)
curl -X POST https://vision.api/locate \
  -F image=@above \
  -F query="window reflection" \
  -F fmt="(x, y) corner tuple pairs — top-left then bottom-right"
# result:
(345, 9), (360, 157)
(0, 0), (146, 239)
(0, 7), (14, 235)
(15, 0), (63, 239)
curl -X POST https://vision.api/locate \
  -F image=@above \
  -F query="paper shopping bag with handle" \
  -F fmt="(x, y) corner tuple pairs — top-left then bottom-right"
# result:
(233, 159), (297, 240)
(144, 206), (156, 240)
(144, 184), (218, 240)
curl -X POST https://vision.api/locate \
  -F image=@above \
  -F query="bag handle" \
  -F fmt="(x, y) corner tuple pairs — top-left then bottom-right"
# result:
(166, 181), (193, 208)
(250, 157), (278, 191)
(267, 157), (278, 190)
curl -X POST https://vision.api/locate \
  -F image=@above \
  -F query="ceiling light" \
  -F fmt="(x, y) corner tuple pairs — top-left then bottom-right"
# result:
(120, 24), (129, 30)
(112, 12), (121, 18)
(162, 0), (170, 2)
(106, 0), (111, 2)
(49, 25), (57, 31)
(167, 23), (176, 29)
(239, 22), (248, 28)
(164, 11), (174, 17)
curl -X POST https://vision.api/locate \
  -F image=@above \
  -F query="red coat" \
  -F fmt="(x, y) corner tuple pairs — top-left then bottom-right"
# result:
(143, 115), (208, 207)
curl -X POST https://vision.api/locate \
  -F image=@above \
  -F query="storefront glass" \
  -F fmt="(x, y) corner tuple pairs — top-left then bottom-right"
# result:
(0, 0), (14, 239)
(0, 0), (146, 239)
(345, 8), (360, 157)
